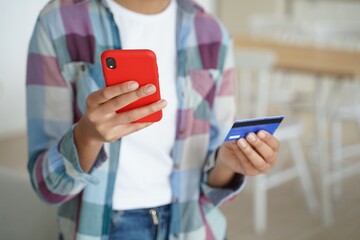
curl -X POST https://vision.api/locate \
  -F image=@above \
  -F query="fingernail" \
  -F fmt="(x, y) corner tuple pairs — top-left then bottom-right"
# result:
(158, 100), (168, 108)
(128, 82), (139, 90)
(145, 85), (156, 94)
(258, 131), (266, 139)
(247, 133), (256, 143)
(238, 138), (247, 148)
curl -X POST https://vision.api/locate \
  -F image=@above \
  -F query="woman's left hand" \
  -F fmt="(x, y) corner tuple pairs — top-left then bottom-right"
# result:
(217, 130), (280, 176)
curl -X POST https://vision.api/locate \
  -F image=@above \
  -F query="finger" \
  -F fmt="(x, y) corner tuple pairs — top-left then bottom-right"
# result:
(114, 99), (168, 124)
(237, 138), (269, 173)
(230, 141), (260, 176)
(257, 130), (280, 153)
(246, 132), (276, 165)
(257, 131), (280, 166)
(102, 84), (157, 113)
(87, 81), (139, 106)
(227, 141), (246, 173)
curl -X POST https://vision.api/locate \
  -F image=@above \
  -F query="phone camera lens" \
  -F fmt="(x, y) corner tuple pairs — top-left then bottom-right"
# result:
(105, 57), (116, 69)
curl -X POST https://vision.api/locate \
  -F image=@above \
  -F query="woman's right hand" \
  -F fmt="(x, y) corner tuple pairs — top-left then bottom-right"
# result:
(73, 80), (167, 172)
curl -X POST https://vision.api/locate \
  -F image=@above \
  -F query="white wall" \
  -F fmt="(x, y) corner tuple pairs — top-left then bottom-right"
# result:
(0, 0), (48, 139)
(219, 0), (278, 35)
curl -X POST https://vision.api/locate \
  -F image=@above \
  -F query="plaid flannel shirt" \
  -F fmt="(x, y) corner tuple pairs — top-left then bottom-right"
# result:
(26, 0), (245, 239)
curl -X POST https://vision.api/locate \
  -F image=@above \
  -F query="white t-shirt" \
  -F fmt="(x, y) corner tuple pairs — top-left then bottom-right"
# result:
(106, 0), (178, 210)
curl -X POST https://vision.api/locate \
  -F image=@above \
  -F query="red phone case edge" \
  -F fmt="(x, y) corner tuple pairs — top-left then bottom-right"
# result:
(101, 49), (163, 123)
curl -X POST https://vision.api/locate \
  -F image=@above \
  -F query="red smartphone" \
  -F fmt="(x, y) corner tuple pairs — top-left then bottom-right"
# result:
(101, 49), (162, 123)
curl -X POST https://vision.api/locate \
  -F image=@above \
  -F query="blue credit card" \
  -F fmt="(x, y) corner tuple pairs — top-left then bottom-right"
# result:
(224, 115), (285, 142)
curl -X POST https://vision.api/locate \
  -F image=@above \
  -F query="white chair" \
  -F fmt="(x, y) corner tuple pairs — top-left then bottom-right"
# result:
(235, 49), (318, 234)
(303, 20), (360, 225)
(328, 79), (360, 200)
(247, 14), (318, 115)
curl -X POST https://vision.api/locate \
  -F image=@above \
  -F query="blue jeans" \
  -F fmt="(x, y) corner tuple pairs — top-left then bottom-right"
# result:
(109, 204), (171, 240)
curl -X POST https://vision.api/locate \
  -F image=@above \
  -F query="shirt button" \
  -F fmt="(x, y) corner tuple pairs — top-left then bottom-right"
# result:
(179, 128), (186, 134)
(80, 64), (86, 72)
(174, 163), (180, 169)
(172, 197), (178, 203)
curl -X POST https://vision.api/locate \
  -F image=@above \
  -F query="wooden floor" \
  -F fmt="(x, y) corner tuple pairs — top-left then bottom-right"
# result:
(1, 111), (360, 240)
(221, 167), (360, 240)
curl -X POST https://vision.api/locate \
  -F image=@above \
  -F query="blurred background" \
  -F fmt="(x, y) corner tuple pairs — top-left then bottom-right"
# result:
(1, 0), (360, 239)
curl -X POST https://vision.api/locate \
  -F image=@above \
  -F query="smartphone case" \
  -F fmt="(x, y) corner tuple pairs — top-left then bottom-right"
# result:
(101, 49), (162, 123)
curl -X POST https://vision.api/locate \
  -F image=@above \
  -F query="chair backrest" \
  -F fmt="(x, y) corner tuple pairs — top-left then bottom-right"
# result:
(234, 48), (277, 118)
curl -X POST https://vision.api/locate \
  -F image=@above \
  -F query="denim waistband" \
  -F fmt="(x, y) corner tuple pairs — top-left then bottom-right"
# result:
(112, 203), (171, 215)
(110, 204), (172, 240)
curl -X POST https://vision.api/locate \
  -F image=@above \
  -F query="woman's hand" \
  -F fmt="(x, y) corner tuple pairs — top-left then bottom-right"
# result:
(208, 130), (280, 187)
(74, 80), (167, 172)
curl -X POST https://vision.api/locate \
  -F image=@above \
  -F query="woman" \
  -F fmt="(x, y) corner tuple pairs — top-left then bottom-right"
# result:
(26, 0), (279, 239)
